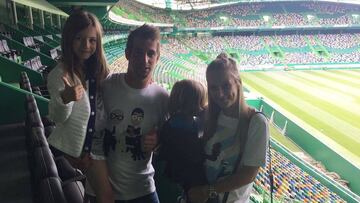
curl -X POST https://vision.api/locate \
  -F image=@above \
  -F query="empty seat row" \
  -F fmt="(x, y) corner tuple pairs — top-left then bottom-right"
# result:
(20, 71), (49, 98)
(254, 148), (346, 202)
(50, 48), (61, 60)
(23, 56), (48, 73)
(0, 39), (22, 62)
(23, 36), (41, 52)
(24, 81), (85, 203)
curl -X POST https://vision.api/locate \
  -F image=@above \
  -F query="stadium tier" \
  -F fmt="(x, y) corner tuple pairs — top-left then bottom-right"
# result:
(111, 1), (360, 28)
(0, 0), (359, 203)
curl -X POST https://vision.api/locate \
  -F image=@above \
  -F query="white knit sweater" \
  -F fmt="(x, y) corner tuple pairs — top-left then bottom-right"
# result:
(47, 63), (90, 158)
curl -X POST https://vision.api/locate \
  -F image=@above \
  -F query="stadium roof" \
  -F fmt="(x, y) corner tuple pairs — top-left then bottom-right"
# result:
(14, 0), (68, 16)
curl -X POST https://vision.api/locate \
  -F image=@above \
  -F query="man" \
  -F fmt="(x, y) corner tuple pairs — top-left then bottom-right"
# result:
(89, 24), (168, 203)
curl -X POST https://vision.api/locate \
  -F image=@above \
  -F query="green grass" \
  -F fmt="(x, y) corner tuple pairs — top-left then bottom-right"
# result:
(242, 69), (360, 158)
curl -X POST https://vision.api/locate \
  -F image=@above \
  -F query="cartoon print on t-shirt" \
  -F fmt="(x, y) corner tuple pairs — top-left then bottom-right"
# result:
(109, 109), (124, 125)
(126, 108), (145, 160)
(103, 126), (116, 156)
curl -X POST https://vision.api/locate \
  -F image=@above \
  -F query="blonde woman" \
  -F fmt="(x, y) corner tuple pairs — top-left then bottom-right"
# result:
(188, 53), (269, 203)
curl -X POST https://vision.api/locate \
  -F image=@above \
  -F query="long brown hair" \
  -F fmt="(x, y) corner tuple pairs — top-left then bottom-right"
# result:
(204, 53), (253, 140)
(61, 10), (109, 88)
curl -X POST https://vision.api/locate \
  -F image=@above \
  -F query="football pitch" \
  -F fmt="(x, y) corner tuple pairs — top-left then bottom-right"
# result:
(241, 69), (360, 161)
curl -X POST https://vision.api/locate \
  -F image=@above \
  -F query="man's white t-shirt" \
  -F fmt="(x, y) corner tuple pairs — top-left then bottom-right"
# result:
(89, 73), (169, 200)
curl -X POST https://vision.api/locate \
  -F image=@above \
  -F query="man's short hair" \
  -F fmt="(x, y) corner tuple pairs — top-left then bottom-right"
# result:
(126, 24), (161, 55)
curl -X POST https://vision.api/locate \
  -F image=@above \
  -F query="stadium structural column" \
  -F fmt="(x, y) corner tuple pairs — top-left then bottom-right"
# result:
(57, 15), (61, 29)
(281, 120), (287, 136)
(270, 110), (275, 124)
(28, 6), (33, 29)
(40, 10), (45, 29)
(11, 0), (17, 24)
(50, 13), (53, 27)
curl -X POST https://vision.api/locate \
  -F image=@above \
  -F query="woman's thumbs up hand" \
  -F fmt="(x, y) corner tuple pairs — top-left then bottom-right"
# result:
(61, 76), (84, 104)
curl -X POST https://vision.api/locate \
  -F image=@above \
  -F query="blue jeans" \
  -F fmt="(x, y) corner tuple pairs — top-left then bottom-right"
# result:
(86, 192), (160, 203)
(116, 192), (160, 203)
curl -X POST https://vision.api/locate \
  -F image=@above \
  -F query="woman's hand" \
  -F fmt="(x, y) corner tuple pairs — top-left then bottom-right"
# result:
(188, 185), (209, 203)
(65, 153), (92, 172)
(61, 76), (84, 104)
(87, 160), (114, 203)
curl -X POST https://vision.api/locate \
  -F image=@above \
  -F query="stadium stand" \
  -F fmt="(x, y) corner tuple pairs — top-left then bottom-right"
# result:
(254, 148), (346, 202)
(111, 1), (360, 28)
(159, 35), (360, 67)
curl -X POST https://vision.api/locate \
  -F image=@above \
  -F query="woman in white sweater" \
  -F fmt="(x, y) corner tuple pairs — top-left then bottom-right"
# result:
(47, 10), (113, 203)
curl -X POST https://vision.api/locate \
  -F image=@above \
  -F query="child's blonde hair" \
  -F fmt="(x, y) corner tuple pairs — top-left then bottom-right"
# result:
(168, 79), (207, 117)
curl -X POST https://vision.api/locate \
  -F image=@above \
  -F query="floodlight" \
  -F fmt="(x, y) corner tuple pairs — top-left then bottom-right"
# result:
(263, 15), (270, 22)
(220, 16), (228, 21)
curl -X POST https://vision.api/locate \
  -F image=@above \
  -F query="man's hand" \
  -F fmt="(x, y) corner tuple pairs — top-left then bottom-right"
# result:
(61, 76), (84, 104)
(142, 128), (158, 153)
